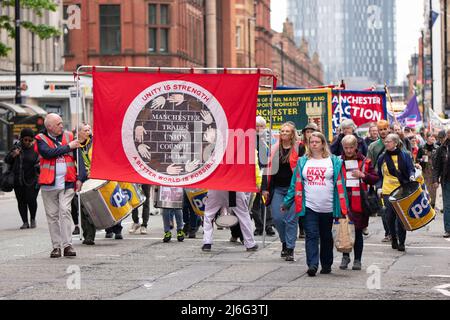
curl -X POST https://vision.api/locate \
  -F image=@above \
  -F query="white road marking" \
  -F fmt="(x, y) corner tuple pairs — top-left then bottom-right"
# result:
(428, 275), (450, 278)
(95, 254), (120, 257)
(433, 284), (450, 297)
(365, 243), (450, 250)
(143, 283), (153, 289)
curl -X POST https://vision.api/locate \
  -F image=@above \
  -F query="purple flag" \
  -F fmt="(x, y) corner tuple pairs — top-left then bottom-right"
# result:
(395, 95), (422, 128)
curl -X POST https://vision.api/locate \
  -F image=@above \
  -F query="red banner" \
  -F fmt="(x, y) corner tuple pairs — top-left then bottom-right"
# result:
(90, 72), (261, 192)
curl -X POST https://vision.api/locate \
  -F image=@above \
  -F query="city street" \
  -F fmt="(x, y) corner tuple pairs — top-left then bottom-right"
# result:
(0, 191), (449, 301)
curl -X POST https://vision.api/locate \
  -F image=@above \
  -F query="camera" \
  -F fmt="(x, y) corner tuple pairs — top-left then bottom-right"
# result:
(13, 141), (22, 152)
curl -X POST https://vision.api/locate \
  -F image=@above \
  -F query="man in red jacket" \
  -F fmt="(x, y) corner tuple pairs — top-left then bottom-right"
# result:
(35, 113), (81, 258)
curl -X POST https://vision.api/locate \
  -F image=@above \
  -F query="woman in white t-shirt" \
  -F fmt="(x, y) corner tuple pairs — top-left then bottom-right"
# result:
(282, 132), (349, 277)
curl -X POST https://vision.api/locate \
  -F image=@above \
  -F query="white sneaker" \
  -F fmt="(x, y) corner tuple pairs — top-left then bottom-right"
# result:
(140, 226), (148, 234)
(129, 223), (141, 234)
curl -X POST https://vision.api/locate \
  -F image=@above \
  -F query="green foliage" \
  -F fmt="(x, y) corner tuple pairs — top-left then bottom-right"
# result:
(0, 0), (61, 57)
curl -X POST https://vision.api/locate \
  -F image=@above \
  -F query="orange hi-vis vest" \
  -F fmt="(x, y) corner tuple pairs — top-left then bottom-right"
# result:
(294, 160), (348, 216)
(340, 158), (371, 213)
(35, 131), (77, 185)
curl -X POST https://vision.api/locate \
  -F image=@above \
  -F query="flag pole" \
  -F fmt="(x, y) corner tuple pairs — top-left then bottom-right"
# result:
(384, 83), (397, 124)
(262, 75), (275, 249)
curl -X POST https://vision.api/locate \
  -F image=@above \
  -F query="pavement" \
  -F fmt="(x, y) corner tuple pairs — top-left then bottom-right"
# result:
(0, 188), (449, 302)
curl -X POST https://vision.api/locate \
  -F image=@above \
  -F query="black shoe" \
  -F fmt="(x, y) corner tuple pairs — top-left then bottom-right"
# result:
(391, 238), (399, 250)
(298, 229), (305, 239)
(307, 266), (318, 277)
(253, 229), (263, 236)
(50, 248), (61, 258)
(30, 220), (36, 228)
(114, 233), (123, 240)
(246, 244), (259, 252)
(202, 244), (212, 252)
(285, 248), (294, 261)
(20, 222), (29, 230)
(182, 224), (190, 234)
(105, 232), (114, 239)
(72, 226), (80, 235)
(280, 242), (288, 258)
(188, 231), (196, 239)
(320, 267), (332, 274)
(265, 227), (275, 236)
(82, 239), (95, 245)
(63, 245), (76, 257)
(397, 244), (405, 252)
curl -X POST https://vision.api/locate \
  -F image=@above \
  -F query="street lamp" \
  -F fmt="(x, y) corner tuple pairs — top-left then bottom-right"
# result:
(15, 0), (21, 104)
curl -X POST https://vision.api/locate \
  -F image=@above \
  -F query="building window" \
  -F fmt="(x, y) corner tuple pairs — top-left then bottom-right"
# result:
(148, 3), (170, 54)
(236, 26), (241, 49)
(99, 5), (121, 54)
(160, 29), (168, 52)
(149, 4), (157, 24)
(149, 28), (157, 52)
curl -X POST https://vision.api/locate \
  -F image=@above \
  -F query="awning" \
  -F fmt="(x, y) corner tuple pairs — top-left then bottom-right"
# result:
(0, 102), (28, 116)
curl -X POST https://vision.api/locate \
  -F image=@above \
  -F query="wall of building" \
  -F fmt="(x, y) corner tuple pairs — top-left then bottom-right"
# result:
(0, 3), (64, 72)
(271, 20), (323, 87)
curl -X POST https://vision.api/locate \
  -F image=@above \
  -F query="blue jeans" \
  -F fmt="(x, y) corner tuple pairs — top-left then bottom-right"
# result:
(162, 208), (184, 232)
(303, 207), (334, 269)
(271, 186), (298, 249)
(443, 183), (450, 232)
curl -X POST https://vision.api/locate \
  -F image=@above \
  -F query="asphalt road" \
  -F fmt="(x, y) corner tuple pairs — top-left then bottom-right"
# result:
(0, 190), (449, 301)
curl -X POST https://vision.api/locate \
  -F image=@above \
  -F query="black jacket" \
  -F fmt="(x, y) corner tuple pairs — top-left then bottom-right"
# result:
(4, 142), (39, 187)
(433, 140), (450, 184)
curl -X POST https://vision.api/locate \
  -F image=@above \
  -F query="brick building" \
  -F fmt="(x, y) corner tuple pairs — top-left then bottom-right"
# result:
(271, 19), (324, 87)
(63, 0), (236, 71)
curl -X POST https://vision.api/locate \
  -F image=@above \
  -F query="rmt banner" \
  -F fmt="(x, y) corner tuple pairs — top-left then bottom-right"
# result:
(331, 91), (387, 134)
(90, 71), (261, 192)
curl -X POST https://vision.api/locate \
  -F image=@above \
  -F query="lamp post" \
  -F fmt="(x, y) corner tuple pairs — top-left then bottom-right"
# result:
(15, 0), (21, 104)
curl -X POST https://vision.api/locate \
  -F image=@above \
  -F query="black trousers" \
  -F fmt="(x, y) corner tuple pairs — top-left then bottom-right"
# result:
(72, 194), (96, 241)
(70, 197), (79, 225)
(383, 195), (406, 245)
(105, 221), (123, 234)
(13, 184), (39, 223)
(132, 184), (150, 227)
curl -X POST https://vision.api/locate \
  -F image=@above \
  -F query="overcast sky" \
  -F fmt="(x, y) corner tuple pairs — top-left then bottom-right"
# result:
(270, 0), (424, 85)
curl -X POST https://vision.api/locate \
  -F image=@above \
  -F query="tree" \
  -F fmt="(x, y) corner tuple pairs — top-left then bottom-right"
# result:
(0, 0), (60, 57)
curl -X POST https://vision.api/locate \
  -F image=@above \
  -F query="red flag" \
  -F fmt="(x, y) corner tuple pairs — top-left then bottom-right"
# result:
(90, 72), (261, 192)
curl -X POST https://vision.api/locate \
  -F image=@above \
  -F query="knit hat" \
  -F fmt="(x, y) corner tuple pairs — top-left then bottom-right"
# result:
(20, 128), (35, 139)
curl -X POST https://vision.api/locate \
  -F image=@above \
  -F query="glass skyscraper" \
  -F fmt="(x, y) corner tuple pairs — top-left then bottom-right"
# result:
(287, 0), (397, 85)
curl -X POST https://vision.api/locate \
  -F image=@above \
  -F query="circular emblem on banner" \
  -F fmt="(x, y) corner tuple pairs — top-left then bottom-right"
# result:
(122, 81), (228, 185)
